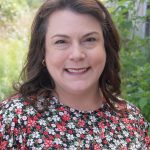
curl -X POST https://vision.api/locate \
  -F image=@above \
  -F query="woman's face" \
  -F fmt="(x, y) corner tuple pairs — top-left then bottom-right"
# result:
(45, 9), (106, 95)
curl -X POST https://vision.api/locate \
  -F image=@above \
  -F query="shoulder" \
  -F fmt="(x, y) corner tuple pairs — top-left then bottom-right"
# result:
(0, 94), (30, 114)
(0, 94), (37, 125)
(124, 102), (149, 138)
(126, 102), (148, 123)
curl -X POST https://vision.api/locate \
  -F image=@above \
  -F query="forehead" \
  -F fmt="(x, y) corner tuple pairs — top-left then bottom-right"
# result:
(46, 9), (102, 36)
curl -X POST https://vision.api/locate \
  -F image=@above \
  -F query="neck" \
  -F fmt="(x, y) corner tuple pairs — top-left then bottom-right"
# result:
(53, 87), (103, 111)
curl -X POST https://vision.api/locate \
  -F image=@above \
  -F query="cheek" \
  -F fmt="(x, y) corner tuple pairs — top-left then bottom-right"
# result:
(91, 50), (106, 68)
(45, 52), (65, 70)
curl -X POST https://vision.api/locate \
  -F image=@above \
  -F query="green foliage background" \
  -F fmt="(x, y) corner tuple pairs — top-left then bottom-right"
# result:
(0, 0), (149, 127)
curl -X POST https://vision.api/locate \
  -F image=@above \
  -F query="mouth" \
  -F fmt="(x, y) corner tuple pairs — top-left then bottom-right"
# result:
(64, 67), (90, 74)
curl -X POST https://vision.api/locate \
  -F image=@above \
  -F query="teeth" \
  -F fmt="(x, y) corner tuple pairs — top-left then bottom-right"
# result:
(67, 68), (87, 73)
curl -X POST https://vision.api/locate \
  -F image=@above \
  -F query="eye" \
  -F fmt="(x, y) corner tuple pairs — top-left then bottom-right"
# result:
(85, 37), (96, 42)
(55, 40), (66, 44)
(53, 39), (70, 50)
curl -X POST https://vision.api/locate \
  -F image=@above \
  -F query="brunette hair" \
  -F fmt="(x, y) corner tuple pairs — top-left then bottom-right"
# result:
(16, 0), (126, 112)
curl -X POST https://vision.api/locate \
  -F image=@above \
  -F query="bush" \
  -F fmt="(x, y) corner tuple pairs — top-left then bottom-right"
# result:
(106, 0), (150, 122)
(0, 38), (27, 99)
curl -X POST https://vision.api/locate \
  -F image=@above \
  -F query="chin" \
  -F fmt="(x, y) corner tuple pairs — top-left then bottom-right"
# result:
(67, 85), (92, 93)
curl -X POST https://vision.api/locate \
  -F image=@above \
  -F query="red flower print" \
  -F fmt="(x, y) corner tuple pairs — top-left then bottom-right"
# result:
(78, 119), (85, 127)
(80, 134), (85, 139)
(27, 118), (36, 127)
(99, 132), (105, 139)
(122, 118), (129, 124)
(62, 114), (70, 121)
(44, 131), (49, 135)
(48, 135), (54, 140)
(68, 130), (73, 134)
(14, 128), (19, 135)
(94, 144), (101, 150)
(20, 145), (28, 150)
(97, 112), (103, 117)
(37, 113), (42, 117)
(13, 117), (18, 123)
(56, 134), (61, 138)
(27, 128), (31, 134)
(33, 116), (39, 121)
(126, 138), (131, 142)
(103, 139), (108, 144)
(98, 122), (105, 129)
(88, 130), (93, 135)
(145, 136), (150, 145)
(111, 129), (115, 134)
(0, 141), (8, 150)
(126, 125), (133, 131)
(57, 124), (66, 132)
(58, 106), (65, 111)
(118, 146), (128, 150)
(15, 108), (23, 114)
(117, 126), (121, 131)
(139, 118), (144, 125)
(54, 144), (61, 149)
(22, 128), (27, 133)
(44, 139), (52, 148)
(36, 125), (41, 130)
(111, 116), (118, 124)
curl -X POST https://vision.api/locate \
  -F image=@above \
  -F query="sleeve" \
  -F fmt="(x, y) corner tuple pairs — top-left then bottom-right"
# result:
(127, 103), (150, 149)
(0, 99), (27, 149)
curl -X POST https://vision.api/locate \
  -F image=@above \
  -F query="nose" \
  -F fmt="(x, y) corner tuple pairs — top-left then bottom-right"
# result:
(69, 43), (86, 61)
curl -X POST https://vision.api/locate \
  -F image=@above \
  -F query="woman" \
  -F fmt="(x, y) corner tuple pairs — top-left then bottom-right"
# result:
(0, 0), (149, 149)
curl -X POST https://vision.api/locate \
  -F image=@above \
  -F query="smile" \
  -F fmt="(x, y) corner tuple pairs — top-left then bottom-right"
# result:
(65, 67), (90, 74)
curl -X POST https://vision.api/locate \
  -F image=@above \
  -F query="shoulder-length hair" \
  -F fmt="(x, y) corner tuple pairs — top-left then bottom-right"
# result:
(16, 0), (126, 112)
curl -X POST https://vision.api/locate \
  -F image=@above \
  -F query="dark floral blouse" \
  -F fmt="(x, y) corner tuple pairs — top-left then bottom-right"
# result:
(0, 95), (149, 150)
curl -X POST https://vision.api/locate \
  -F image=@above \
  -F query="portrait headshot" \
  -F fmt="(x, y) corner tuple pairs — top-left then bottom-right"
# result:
(0, 0), (149, 149)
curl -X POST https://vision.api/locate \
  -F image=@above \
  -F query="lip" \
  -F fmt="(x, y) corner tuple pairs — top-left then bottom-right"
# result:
(64, 67), (90, 75)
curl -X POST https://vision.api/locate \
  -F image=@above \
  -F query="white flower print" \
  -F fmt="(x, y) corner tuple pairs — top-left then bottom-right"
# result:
(86, 134), (93, 141)
(77, 128), (85, 134)
(19, 135), (23, 143)
(110, 123), (116, 130)
(59, 112), (64, 116)
(67, 134), (74, 140)
(85, 143), (90, 148)
(37, 139), (43, 143)
(95, 136), (102, 143)
(106, 135), (112, 141)
(105, 111), (111, 117)
(129, 114), (134, 120)
(15, 101), (23, 108)
(90, 116), (96, 122)
(0, 97), (149, 149)
(38, 119), (46, 125)
(120, 122), (125, 129)
(22, 116), (27, 121)
(51, 123), (56, 128)
(69, 145), (76, 150)
(123, 131), (129, 137)
(26, 108), (35, 115)
(54, 138), (62, 144)
(8, 137), (13, 147)
(118, 134), (123, 139)
(52, 115), (60, 122)
(93, 126), (99, 134)
(67, 122), (75, 129)
(27, 139), (34, 146)
(32, 131), (40, 138)
(109, 144), (116, 150)
(48, 129), (55, 135)
(88, 121), (92, 125)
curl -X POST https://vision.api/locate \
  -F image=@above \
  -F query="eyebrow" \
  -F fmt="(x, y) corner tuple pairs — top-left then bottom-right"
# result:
(50, 32), (100, 39)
